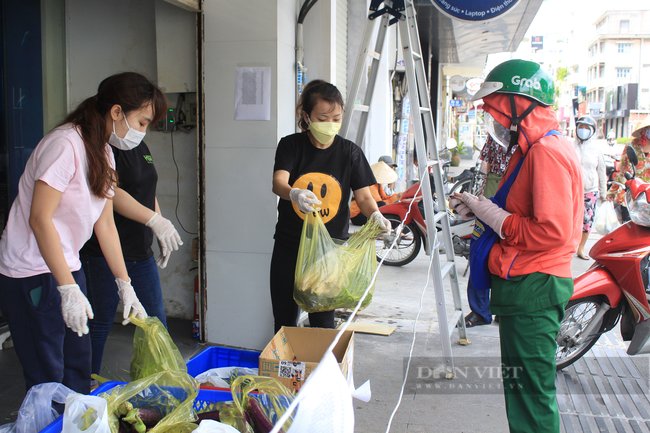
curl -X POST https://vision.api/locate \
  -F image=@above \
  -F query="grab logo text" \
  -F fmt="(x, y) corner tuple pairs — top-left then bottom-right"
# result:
(511, 76), (541, 90)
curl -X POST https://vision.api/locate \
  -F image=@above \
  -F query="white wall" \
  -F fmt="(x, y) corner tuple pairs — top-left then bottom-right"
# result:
(66, 0), (198, 319)
(202, 0), (299, 349)
(302, 0), (334, 85)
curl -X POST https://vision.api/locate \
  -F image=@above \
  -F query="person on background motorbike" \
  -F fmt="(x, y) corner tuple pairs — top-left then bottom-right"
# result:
(270, 80), (391, 332)
(573, 115), (607, 260)
(350, 161), (403, 226)
(606, 116), (650, 222)
(378, 155), (398, 194)
(450, 60), (582, 433)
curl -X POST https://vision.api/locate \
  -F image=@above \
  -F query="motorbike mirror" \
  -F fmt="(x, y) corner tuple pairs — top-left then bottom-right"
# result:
(445, 138), (457, 150)
(626, 145), (638, 167)
(626, 146), (638, 178)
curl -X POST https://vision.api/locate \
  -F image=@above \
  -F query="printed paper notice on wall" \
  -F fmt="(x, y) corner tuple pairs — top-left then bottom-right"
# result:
(234, 66), (271, 121)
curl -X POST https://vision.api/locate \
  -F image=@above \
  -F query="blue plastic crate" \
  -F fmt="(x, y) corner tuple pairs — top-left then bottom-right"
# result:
(186, 346), (261, 378)
(40, 382), (234, 433)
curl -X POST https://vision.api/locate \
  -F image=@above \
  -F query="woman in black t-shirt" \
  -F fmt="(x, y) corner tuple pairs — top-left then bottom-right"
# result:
(79, 75), (183, 384)
(271, 80), (391, 332)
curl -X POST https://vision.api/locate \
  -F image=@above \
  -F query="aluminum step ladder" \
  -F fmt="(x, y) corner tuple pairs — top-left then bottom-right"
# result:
(341, 0), (468, 378)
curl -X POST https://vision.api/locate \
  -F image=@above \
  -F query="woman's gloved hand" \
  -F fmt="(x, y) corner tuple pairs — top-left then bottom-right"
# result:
(289, 188), (322, 213)
(146, 213), (183, 268)
(448, 196), (475, 220)
(115, 278), (148, 325)
(370, 211), (392, 237)
(455, 192), (512, 238)
(57, 284), (94, 337)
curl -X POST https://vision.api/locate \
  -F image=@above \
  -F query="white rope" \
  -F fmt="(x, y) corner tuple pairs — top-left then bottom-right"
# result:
(269, 181), (433, 433)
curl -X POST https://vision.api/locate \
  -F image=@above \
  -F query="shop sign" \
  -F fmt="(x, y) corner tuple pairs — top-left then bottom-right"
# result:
(449, 99), (462, 107)
(466, 78), (484, 96)
(432, 0), (520, 22)
(450, 75), (466, 92)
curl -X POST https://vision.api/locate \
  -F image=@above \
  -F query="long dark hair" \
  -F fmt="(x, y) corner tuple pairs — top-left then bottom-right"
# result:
(296, 80), (344, 131)
(61, 72), (167, 198)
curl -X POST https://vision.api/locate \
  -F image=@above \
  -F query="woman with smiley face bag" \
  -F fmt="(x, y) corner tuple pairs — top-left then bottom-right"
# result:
(450, 60), (583, 433)
(271, 80), (392, 332)
(0, 73), (163, 394)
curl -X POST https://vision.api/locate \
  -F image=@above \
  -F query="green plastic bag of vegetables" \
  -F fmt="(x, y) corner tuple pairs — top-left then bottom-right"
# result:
(129, 316), (187, 381)
(228, 375), (295, 433)
(294, 211), (381, 313)
(98, 370), (199, 433)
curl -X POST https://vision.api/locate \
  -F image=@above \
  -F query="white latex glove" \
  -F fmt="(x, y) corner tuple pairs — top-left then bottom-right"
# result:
(146, 213), (183, 268)
(458, 192), (512, 239)
(115, 278), (148, 325)
(289, 188), (322, 214)
(156, 239), (171, 269)
(57, 284), (94, 337)
(448, 196), (475, 220)
(370, 211), (392, 237)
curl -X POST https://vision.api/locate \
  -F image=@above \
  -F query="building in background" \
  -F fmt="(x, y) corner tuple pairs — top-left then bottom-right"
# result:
(587, 10), (650, 138)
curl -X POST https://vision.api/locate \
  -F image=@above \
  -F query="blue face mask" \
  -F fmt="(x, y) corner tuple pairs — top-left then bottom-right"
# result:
(646, 129), (650, 139)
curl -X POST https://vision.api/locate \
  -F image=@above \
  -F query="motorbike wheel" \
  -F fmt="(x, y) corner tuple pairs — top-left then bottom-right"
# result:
(555, 296), (606, 371)
(449, 177), (472, 196)
(375, 214), (421, 266)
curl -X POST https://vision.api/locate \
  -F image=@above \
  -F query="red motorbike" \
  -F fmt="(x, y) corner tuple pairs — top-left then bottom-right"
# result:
(556, 146), (650, 370)
(375, 176), (475, 267)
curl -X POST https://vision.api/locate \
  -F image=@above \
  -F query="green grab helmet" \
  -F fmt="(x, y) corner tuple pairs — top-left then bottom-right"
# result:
(471, 60), (555, 106)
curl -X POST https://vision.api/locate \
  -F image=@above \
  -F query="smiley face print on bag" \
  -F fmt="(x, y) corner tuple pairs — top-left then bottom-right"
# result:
(292, 173), (342, 223)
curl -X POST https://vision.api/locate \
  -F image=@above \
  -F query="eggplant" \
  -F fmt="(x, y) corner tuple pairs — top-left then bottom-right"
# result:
(245, 398), (273, 433)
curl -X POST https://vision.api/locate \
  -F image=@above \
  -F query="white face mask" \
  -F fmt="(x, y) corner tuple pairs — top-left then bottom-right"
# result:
(576, 128), (593, 141)
(108, 113), (146, 150)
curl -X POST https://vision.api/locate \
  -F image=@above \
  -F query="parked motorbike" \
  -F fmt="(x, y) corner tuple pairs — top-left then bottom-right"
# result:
(375, 174), (474, 266)
(555, 146), (650, 370)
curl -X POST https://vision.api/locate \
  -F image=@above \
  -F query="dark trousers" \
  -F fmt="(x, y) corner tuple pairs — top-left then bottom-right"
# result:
(0, 270), (91, 394)
(270, 241), (335, 333)
(81, 254), (167, 375)
(467, 278), (492, 323)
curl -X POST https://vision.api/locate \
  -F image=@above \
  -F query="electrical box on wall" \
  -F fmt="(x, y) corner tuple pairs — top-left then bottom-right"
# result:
(156, 108), (176, 132)
(184, 93), (197, 126)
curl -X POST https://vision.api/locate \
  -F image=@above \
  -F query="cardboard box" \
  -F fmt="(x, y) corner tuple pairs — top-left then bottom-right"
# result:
(259, 326), (354, 392)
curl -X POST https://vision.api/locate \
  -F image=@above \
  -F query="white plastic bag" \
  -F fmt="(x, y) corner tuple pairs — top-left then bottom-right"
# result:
(62, 393), (109, 433)
(594, 201), (621, 235)
(194, 367), (258, 388)
(0, 382), (74, 433)
(194, 420), (239, 433)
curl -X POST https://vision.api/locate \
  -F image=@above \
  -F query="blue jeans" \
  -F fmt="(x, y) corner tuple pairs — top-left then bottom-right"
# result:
(467, 278), (492, 323)
(81, 254), (167, 375)
(0, 270), (91, 394)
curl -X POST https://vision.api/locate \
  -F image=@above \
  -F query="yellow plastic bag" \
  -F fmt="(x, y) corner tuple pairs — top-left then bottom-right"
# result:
(294, 212), (381, 313)
(129, 316), (187, 381)
(227, 376), (295, 433)
(97, 370), (199, 433)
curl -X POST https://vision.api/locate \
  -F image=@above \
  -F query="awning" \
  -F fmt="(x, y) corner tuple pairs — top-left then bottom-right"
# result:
(415, 0), (544, 69)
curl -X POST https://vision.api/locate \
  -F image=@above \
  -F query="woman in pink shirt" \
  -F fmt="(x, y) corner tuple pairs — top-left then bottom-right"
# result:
(0, 73), (166, 394)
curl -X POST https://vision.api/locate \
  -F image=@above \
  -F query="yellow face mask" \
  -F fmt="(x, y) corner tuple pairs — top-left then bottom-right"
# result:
(309, 121), (341, 145)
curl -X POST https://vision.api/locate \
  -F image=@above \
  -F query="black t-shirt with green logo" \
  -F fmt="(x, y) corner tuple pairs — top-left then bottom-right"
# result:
(81, 141), (157, 261)
(273, 132), (376, 249)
